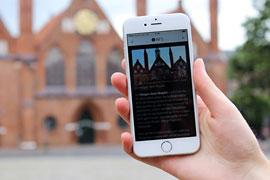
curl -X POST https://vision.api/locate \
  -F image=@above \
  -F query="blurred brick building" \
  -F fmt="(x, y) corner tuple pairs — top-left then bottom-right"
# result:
(0, 0), (226, 148)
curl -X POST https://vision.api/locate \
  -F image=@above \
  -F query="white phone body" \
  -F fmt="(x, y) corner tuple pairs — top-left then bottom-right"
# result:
(123, 13), (200, 157)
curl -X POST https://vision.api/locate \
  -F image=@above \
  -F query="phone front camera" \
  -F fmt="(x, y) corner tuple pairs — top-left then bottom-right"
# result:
(152, 38), (156, 42)
(144, 24), (147, 26)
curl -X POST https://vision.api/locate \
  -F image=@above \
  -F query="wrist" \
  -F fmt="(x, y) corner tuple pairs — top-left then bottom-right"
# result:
(243, 154), (270, 180)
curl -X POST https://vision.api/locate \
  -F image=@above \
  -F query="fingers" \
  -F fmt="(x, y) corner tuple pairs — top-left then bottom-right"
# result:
(121, 132), (133, 154)
(111, 72), (128, 97)
(121, 132), (146, 162)
(121, 59), (126, 72)
(115, 98), (130, 124)
(193, 59), (235, 118)
(121, 132), (162, 168)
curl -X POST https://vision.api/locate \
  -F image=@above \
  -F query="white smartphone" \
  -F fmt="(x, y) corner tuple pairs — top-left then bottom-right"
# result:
(123, 13), (200, 157)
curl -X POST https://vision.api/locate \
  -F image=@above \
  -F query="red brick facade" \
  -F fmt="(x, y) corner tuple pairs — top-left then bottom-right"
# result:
(0, 0), (227, 148)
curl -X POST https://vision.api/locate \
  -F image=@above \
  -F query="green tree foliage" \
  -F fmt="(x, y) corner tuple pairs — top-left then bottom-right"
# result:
(229, 0), (270, 135)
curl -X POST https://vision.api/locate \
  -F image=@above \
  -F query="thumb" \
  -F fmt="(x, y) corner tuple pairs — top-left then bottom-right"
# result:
(193, 58), (233, 118)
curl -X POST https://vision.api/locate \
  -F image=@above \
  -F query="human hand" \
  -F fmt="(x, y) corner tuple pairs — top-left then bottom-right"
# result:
(111, 58), (270, 180)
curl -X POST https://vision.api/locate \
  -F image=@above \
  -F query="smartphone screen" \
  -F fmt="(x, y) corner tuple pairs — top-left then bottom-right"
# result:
(127, 30), (196, 141)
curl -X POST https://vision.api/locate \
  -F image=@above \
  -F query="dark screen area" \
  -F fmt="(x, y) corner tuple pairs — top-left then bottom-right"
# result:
(128, 30), (196, 141)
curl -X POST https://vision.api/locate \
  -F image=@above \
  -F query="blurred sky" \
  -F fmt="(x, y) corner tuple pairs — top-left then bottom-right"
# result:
(0, 0), (257, 51)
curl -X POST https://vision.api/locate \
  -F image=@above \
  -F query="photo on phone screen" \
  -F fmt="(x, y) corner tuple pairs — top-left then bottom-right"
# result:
(127, 30), (196, 141)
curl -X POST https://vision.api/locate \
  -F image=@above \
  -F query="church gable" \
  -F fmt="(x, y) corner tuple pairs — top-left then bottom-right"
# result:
(36, 0), (120, 49)
(173, 56), (188, 78)
(133, 59), (144, 74)
(173, 56), (186, 69)
(150, 56), (170, 71)
(0, 17), (15, 54)
(149, 49), (170, 72)
(0, 17), (12, 40)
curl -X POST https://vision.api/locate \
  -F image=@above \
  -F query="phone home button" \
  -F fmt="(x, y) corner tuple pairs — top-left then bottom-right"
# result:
(161, 141), (172, 153)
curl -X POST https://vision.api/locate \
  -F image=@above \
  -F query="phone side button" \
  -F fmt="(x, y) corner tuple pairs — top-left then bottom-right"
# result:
(161, 141), (172, 153)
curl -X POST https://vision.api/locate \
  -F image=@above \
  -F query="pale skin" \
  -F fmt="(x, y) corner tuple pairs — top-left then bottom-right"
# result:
(111, 58), (270, 180)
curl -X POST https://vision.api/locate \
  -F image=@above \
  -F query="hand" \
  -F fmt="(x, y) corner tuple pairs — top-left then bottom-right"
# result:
(111, 58), (270, 180)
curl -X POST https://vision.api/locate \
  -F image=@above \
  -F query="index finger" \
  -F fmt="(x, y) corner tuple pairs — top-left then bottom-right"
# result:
(111, 72), (128, 97)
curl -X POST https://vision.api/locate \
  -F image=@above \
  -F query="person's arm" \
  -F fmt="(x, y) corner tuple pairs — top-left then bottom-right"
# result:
(111, 58), (270, 180)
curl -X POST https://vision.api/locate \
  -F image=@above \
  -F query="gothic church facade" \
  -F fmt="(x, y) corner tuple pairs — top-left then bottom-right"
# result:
(0, 0), (226, 148)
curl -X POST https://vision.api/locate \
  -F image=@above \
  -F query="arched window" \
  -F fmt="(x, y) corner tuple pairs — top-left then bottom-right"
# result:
(107, 49), (123, 85)
(45, 47), (65, 87)
(76, 40), (95, 87)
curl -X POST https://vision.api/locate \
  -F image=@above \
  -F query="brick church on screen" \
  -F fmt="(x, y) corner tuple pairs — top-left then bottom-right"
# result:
(0, 0), (226, 148)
